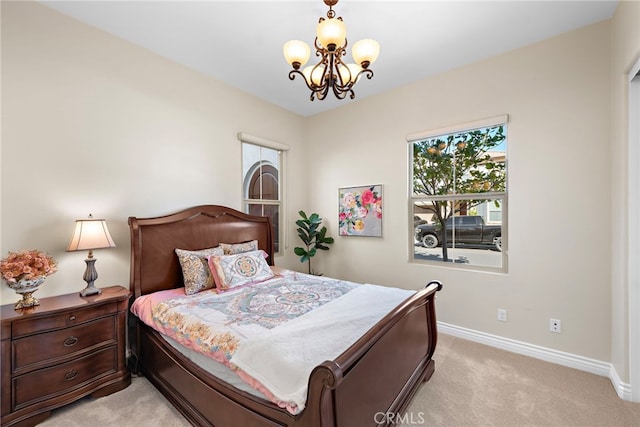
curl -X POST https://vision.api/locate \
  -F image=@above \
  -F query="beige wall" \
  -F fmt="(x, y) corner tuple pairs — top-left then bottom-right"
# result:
(306, 21), (613, 361)
(0, 2), (307, 303)
(2, 0), (639, 386)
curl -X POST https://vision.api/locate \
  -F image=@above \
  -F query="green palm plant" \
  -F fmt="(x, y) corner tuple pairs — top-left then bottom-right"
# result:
(294, 210), (334, 275)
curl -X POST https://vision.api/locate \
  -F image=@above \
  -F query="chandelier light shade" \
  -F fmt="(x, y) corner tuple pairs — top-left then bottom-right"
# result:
(283, 40), (311, 68)
(352, 39), (380, 67)
(316, 17), (346, 49)
(283, 0), (380, 101)
(67, 214), (116, 296)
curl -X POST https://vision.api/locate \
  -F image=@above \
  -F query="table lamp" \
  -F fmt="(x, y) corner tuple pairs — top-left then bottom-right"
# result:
(67, 214), (116, 296)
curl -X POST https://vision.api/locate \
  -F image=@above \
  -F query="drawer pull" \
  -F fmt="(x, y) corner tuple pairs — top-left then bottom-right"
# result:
(69, 315), (76, 321)
(64, 370), (78, 381)
(63, 336), (78, 347)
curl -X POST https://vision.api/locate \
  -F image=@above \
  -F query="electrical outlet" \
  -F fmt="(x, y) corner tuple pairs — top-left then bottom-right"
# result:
(550, 318), (562, 333)
(498, 309), (507, 322)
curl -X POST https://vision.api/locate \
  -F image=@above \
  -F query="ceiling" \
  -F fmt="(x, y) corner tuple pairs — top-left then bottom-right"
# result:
(40, 1), (619, 117)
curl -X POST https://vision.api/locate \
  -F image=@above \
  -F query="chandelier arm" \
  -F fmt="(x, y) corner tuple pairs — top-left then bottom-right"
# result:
(330, 73), (353, 99)
(315, 56), (329, 81)
(332, 85), (349, 99)
(332, 46), (349, 87)
(288, 70), (302, 82)
(313, 56), (330, 91)
(331, 40), (348, 88)
(317, 74), (332, 100)
(311, 64), (328, 101)
(356, 68), (374, 81)
(333, 80), (353, 94)
(289, 69), (326, 96)
(341, 37), (348, 52)
(327, 49), (336, 89)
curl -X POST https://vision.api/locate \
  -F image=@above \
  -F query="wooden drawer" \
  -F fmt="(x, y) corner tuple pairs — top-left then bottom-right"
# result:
(1, 286), (131, 427)
(13, 316), (116, 372)
(11, 302), (116, 338)
(12, 346), (117, 410)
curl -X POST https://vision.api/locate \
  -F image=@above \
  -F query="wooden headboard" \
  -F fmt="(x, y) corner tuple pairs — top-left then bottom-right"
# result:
(128, 205), (274, 299)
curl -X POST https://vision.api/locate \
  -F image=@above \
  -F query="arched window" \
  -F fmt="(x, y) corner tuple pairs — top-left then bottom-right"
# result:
(242, 141), (283, 253)
(247, 164), (278, 201)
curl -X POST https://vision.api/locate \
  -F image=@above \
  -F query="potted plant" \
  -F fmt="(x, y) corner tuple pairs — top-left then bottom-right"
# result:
(294, 211), (334, 275)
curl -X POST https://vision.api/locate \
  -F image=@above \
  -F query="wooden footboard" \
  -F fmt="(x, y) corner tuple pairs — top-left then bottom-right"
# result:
(299, 280), (441, 427)
(131, 281), (441, 427)
(135, 325), (290, 426)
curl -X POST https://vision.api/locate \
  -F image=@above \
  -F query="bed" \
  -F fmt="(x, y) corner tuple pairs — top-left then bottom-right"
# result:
(128, 205), (442, 426)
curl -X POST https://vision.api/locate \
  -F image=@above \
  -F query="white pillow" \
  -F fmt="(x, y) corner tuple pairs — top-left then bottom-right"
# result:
(208, 250), (273, 293)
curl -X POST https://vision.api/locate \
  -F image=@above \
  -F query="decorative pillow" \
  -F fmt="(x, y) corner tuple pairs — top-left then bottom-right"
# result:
(219, 240), (259, 255)
(175, 247), (224, 295)
(208, 250), (273, 293)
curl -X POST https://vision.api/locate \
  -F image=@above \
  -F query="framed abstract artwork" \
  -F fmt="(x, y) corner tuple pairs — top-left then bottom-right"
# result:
(338, 184), (383, 237)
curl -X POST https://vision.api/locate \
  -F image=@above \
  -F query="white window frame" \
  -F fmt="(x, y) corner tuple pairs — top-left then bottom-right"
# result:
(238, 132), (289, 255)
(407, 115), (508, 273)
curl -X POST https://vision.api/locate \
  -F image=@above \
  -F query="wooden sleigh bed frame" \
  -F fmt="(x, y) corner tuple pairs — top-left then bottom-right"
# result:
(128, 205), (442, 426)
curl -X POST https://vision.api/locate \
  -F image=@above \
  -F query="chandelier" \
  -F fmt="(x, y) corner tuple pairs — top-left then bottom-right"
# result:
(283, 0), (380, 101)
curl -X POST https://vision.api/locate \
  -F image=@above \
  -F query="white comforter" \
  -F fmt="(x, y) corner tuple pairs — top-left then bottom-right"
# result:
(230, 283), (414, 413)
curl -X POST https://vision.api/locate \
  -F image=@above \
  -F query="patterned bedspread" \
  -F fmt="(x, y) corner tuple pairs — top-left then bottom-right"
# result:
(131, 271), (358, 367)
(131, 270), (416, 414)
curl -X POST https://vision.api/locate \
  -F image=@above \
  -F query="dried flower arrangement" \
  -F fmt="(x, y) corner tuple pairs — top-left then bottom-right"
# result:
(1, 250), (57, 283)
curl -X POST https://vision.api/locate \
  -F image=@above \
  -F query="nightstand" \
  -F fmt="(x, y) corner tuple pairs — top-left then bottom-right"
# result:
(1, 286), (131, 427)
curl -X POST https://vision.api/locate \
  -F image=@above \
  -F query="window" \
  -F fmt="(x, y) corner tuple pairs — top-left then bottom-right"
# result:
(408, 116), (508, 271)
(240, 133), (289, 254)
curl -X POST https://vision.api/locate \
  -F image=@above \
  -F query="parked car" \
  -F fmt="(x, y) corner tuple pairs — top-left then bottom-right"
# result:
(415, 215), (502, 251)
(413, 215), (428, 228)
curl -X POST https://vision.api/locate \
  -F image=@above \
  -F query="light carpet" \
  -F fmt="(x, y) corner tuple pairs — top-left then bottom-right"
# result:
(39, 334), (640, 426)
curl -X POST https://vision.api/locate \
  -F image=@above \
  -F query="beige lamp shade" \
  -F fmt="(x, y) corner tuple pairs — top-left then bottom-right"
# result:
(283, 40), (311, 68)
(316, 17), (346, 49)
(352, 38), (380, 67)
(67, 219), (116, 252)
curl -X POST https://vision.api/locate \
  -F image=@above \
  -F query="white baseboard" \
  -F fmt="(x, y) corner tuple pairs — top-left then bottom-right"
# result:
(437, 321), (633, 401)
